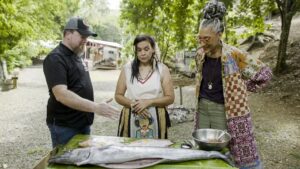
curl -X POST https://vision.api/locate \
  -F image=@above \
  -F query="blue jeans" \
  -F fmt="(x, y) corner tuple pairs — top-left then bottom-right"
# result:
(47, 123), (91, 148)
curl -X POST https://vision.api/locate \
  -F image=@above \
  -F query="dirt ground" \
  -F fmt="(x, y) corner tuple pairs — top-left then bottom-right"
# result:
(1, 15), (300, 169)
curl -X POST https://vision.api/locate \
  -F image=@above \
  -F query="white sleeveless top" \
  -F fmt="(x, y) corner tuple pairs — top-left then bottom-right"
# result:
(124, 61), (163, 100)
(122, 61), (166, 139)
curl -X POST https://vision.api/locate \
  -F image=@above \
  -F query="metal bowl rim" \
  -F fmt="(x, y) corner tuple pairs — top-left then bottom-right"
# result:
(192, 129), (231, 143)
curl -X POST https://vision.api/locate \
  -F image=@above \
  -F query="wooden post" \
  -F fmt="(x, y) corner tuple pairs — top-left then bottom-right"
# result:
(12, 77), (18, 88)
(179, 86), (183, 105)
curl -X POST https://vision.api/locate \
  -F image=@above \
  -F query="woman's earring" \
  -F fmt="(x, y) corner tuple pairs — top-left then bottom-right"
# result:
(219, 40), (223, 46)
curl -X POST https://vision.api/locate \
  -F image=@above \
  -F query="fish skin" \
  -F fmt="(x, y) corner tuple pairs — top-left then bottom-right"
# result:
(49, 145), (234, 167)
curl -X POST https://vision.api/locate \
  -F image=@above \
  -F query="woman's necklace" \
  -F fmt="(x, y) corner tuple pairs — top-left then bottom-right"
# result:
(138, 67), (153, 81)
(207, 56), (220, 90)
(208, 82), (213, 90)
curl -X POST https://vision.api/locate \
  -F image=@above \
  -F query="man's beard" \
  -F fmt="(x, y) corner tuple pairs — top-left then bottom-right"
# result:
(74, 45), (85, 57)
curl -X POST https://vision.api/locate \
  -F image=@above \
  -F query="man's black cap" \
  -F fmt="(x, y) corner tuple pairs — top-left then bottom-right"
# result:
(64, 17), (97, 37)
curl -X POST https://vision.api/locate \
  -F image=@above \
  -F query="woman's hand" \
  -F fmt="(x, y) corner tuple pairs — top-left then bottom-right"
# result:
(132, 99), (152, 114)
(137, 109), (151, 119)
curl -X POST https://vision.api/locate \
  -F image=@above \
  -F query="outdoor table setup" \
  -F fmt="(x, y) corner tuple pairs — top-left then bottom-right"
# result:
(34, 133), (236, 169)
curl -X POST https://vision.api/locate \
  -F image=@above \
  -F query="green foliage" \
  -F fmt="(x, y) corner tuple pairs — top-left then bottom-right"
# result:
(3, 41), (33, 71)
(0, 1), (27, 55)
(73, 0), (121, 43)
(76, 0), (109, 24)
(225, 0), (276, 44)
(0, 0), (80, 72)
(120, 0), (276, 62)
(3, 40), (53, 72)
(120, 0), (200, 62)
(189, 59), (196, 72)
(94, 22), (122, 43)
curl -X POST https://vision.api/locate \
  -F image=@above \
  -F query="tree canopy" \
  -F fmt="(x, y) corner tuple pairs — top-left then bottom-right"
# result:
(1, 0), (299, 74)
(0, 0), (80, 71)
(119, 0), (276, 62)
(0, 0), (121, 72)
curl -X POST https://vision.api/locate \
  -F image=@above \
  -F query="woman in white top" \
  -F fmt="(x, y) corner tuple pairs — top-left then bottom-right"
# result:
(115, 35), (174, 139)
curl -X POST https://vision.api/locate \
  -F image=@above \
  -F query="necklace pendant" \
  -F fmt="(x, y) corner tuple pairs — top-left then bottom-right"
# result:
(208, 82), (213, 90)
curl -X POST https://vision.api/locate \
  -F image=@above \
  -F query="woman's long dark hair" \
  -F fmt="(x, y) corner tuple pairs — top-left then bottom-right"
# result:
(131, 35), (158, 83)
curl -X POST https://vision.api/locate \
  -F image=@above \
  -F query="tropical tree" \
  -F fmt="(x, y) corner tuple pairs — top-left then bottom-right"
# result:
(75, 0), (122, 43)
(0, 0), (122, 73)
(94, 22), (122, 42)
(120, 0), (200, 62)
(75, 0), (109, 25)
(119, 0), (274, 63)
(0, 0), (80, 72)
(274, 0), (300, 73)
(225, 0), (275, 45)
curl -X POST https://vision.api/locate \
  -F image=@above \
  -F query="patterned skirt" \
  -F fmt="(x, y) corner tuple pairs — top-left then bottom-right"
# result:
(117, 106), (171, 139)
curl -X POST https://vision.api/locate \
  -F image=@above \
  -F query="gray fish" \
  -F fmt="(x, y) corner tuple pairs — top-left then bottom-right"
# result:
(49, 145), (234, 168)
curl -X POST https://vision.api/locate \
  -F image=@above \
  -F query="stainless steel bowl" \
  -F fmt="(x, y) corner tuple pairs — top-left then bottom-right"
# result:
(192, 128), (231, 151)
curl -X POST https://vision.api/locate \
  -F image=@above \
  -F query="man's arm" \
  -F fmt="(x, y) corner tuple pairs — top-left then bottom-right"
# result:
(52, 85), (119, 119)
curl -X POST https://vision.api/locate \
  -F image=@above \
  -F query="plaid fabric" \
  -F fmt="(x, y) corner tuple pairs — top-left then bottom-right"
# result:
(224, 73), (250, 118)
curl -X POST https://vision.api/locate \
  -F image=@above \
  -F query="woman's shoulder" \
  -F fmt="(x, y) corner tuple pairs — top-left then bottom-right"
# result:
(159, 61), (172, 68)
(223, 43), (248, 58)
(157, 62), (170, 72)
(122, 60), (133, 69)
(156, 62), (172, 80)
(119, 61), (133, 77)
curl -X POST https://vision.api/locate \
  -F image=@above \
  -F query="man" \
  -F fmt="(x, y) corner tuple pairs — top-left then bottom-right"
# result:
(43, 17), (119, 147)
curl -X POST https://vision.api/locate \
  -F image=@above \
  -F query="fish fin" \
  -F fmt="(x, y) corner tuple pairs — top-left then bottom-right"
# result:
(75, 147), (95, 166)
(76, 159), (90, 166)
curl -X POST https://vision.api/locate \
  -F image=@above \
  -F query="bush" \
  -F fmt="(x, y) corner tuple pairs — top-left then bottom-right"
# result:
(2, 40), (52, 72)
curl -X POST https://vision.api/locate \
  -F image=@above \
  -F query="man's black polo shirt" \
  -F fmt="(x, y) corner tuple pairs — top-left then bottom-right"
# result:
(43, 42), (94, 129)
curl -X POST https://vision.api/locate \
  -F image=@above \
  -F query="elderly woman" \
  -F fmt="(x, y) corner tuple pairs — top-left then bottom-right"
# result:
(194, 1), (272, 169)
(115, 35), (174, 139)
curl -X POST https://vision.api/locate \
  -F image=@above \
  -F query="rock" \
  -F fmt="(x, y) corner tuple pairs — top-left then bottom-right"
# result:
(168, 105), (193, 124)
(3, 164), (8, 169)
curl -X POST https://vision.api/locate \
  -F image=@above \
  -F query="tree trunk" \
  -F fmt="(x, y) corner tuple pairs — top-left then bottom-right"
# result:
(161, 42), (170, 63)
(275, 0), (299, 73)
(0, 59), (4, 81)
(275, 17), (292, 73)
(275, 1), (293, 74)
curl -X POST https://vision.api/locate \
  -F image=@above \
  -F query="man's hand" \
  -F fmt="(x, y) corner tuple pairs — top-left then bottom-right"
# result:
(94, 99), (120, 120)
